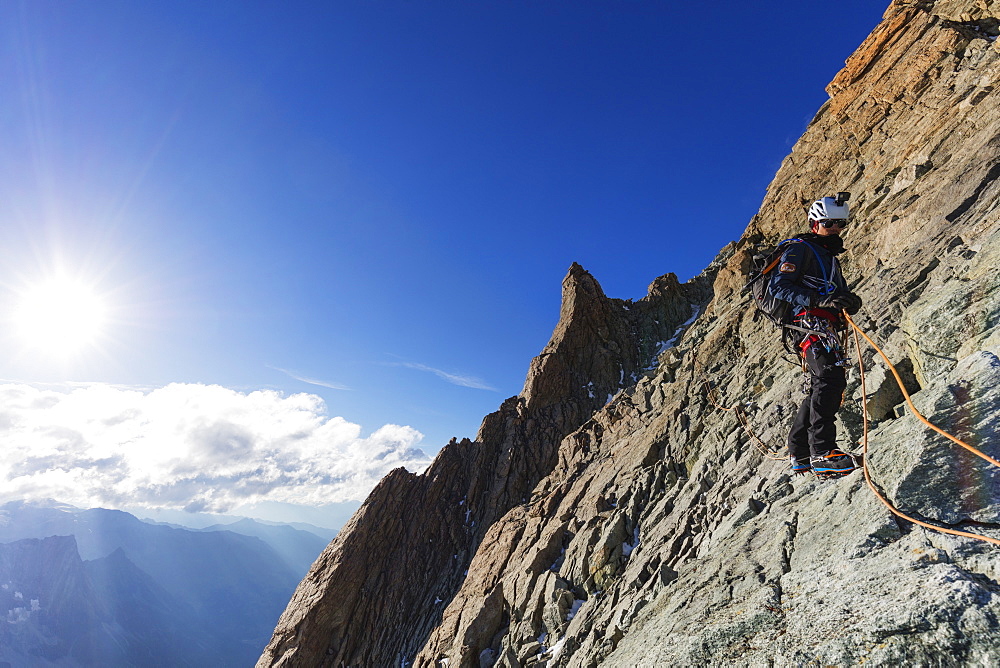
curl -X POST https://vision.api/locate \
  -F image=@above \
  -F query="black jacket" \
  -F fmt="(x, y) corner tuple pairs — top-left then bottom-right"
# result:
(769, 233), (849, 310)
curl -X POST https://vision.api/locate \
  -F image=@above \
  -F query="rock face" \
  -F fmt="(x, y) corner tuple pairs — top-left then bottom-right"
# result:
(258, 1), (1000, 665)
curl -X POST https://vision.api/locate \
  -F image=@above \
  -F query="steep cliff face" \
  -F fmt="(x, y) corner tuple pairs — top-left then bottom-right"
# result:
(260, 0), (1000, 665)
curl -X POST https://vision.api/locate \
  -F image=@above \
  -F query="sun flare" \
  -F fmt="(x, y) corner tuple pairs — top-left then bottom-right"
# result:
(14, 277), (109, 356)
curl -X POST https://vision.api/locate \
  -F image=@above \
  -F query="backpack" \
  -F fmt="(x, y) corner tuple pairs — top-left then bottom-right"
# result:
(743, 238), (838, 358)
(742, 239), (800, 327)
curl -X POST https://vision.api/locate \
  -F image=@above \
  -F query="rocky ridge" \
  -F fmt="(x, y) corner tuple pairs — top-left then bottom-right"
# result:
(259, 1), (1000, 665)
(260, 264), (709, 666)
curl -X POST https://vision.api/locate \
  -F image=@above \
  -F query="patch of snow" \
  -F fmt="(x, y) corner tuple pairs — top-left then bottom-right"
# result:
(566, 598), (584, 621)
(549, 635), (568, 661)
(646, 304), (703, 370)
(622, 525), (640, 557)
(549, 546), (566, 572)
(967, 23), (999, 41)
(682, 304), (702, 326)
(656, 337), (677, 353)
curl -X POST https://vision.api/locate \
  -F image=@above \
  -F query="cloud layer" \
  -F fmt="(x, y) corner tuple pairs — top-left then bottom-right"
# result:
(0, 382), (430, 513)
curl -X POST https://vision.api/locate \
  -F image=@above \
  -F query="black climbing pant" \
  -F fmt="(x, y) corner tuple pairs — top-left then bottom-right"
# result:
(787, 343), (846, 460)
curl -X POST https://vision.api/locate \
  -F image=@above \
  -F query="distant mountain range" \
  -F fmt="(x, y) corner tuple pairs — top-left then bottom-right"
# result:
(198, 517), (329, 577)
(127, 500), (358, 540)
(0, 500), (332, 667)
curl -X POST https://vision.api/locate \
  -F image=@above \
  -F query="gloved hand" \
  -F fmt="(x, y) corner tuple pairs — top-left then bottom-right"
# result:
(817, 292), (862, 315)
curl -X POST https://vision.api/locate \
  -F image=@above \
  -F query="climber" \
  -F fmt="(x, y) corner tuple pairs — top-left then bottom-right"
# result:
(769, 193), (863, 479)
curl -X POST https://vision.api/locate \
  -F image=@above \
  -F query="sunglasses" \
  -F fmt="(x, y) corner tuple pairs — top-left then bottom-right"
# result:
(820, 219), (848, 228)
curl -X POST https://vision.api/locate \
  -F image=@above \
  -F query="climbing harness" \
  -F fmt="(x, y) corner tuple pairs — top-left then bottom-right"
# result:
(793, 311), (849, 368)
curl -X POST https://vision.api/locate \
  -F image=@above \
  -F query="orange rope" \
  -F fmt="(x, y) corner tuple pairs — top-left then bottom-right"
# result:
(703, 380), (735, 412)
(845, 312), (1000, 547)
(845, 313), (1000, 468)
(703, 381), (786, 461)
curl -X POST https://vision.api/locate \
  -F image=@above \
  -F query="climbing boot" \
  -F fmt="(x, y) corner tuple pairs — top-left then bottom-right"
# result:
(789, 456), (812, 475)
(810, 449), (857, 479)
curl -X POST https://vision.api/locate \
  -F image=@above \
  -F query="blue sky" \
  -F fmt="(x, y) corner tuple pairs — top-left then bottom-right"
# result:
(0, 1), (887, 522)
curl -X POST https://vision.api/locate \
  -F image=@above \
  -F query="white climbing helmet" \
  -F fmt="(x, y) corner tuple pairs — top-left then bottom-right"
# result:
(808, 192), (850, 223)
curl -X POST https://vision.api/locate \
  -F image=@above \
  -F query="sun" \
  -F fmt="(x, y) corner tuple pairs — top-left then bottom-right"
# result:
(13, 276), (109, 356)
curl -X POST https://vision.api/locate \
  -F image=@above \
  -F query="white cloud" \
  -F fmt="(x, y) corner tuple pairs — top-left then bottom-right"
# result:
(267, 365), (351, 390)
(396, 362), (497, 391)
(0, 382), (430, 513)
